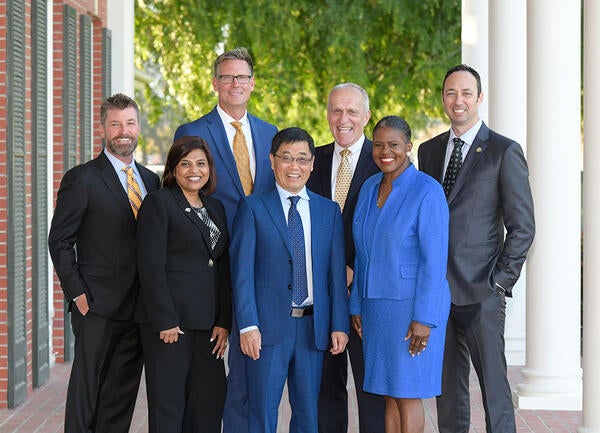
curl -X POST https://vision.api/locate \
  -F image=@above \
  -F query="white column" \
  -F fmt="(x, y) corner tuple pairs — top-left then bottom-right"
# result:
(488, 0), (527, 366)
(461, 0), (488, 123)
(514, 0), (582, 410)
(107, 0), (135, 96)
(580, 1), (600, 431)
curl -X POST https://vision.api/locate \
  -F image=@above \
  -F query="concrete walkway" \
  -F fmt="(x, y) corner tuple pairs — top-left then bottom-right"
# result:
(0, 361), (582, 432)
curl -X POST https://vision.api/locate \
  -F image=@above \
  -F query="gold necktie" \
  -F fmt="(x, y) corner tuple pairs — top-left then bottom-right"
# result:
(231, 121), (253, 195)
(334, 149), (352, 212)
(123, 166), (142, 218)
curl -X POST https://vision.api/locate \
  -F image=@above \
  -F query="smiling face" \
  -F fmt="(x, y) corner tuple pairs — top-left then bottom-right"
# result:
(99, 107), (140, 163)
(442, 70), (483, 136)
(371, 126), (412, 180)
(270, 141), (314, 194)
(174, 148), (210, 201)
(212, 59), (255, 118)
(327, 86), (371, 148)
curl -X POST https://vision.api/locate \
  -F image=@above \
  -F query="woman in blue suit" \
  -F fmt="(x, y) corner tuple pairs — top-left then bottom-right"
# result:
(137, 136), (231, 433)
(350, 116), (450, 433)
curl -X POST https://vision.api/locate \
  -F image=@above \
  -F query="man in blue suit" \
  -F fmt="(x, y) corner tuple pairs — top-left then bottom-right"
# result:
(231, 127), (349, 433)
(173, 47), (277, 433)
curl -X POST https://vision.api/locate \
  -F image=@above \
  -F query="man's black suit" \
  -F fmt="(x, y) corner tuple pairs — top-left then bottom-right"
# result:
(136, 186), (232, 433)
(418, 122), (535, 433)
(48, 151), (160, 433)
(307, 139), (385, 433)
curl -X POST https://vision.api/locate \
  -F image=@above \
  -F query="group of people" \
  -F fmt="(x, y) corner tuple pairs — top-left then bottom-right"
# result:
(48, 47), (535, 433)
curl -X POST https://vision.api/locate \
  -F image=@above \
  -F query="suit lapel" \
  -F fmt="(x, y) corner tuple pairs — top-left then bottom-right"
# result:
(248, 113), (270, 191)
(447, 124), (490, 203)
(318, 144), (334, 199)
(136, 162), (159, 193)
(97, 153), (135, 221)
(346, 139), (374, 208)
(431, 131), (450, 183)
(262, 190), (292, 255)
(170, 187), (214, 254)
(308, 191), (326, 262)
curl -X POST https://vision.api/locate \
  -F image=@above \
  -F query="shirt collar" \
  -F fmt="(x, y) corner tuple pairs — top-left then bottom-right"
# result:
(334, 134), (365, 156)
(449, 119), (482, 146)
(217, 104), (248, 126)
(276, 184), (310, 202)
(104, 148), (138, 174)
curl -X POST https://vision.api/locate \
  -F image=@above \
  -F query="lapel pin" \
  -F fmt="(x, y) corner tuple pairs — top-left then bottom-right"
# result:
(476, 147), (482, 153)
(185, 208), (191, 212)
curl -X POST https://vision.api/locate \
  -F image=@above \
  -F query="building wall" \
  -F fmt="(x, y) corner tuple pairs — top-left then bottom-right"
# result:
(0, 0), (109, 408)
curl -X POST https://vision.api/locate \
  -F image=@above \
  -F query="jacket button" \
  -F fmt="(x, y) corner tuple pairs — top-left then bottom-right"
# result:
(288, 259), (293, 265)
(288, 284), (292, 290)
(208, 259), (214, 268)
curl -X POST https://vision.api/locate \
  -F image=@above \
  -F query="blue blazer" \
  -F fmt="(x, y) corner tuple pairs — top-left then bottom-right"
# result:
(349, 165), (450, 327)
(174, 106), (277, 229)
(230, 188), (349, 351)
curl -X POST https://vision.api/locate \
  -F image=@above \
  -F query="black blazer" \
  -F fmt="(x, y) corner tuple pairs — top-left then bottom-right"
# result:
(48, 152), (161, 320)
(307, 139), (380, 269)
(418, 122), (535, 305)
(136, 186), (232, 333)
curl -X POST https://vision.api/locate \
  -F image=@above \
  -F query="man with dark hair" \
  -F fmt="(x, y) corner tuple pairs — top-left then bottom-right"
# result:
(307, 83), (385, 433)
(174, 47), (277, 433)
(48, 93), (161, 433)
(231, 127), (349, 433)
(418, 64), (535, 433)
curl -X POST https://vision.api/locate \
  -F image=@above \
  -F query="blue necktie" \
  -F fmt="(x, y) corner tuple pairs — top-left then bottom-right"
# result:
(288, 196), (308, 305)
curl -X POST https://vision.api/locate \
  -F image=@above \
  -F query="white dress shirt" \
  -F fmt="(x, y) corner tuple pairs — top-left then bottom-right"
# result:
(330, 134), (365, 195)
(217, 105), (257, 179)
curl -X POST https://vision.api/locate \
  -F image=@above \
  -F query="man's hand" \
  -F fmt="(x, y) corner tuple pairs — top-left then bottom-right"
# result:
(330, 331), (349, 355)
(240, 329), (262, 360)
(74, 293), (90, 316)
(160, 326), (184, 344)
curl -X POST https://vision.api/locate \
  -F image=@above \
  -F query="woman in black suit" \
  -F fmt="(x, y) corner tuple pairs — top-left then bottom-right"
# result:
(137, 136), (231, 433)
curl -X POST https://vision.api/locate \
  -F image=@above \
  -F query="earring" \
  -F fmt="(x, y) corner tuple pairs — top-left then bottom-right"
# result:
(406, 150), (412, 157)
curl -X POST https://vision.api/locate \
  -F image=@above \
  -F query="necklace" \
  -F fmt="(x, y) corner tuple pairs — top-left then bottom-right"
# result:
(377, 183), (392, 208)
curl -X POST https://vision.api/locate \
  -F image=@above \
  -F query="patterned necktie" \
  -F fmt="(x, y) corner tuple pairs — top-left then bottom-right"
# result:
(288, 196), (308, 305)
(334, 149), (352, 212)
(442, 138), (465, 197)
(231, 121), (253, 195)
(194, 207), (221, 250)
(123, 166), (142, 218)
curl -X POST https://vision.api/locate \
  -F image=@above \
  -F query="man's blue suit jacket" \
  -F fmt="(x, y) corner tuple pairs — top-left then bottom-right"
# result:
(174, 106), (277, 229)
(230, 188), (349, 351)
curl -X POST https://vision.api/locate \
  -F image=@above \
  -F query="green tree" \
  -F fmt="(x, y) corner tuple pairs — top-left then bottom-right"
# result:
(135, 0), (460, 145)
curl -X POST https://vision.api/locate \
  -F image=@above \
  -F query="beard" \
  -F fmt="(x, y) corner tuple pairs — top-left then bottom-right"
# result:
(106, 135), (138, 157)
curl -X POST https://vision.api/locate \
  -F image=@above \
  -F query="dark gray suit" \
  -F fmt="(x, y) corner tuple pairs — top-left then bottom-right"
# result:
(307, 139), (385, 433)
(418, 122), (535, 433)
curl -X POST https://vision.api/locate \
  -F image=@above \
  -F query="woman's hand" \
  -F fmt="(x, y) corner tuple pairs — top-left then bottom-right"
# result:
(159, 326), (184, 344)
(211, 326), (229, 359)
(351, 315), (363, 339)
(404, 321), (431, 356)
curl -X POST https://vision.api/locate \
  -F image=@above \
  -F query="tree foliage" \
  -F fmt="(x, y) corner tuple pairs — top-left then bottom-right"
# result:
(135, 0), (461, 145)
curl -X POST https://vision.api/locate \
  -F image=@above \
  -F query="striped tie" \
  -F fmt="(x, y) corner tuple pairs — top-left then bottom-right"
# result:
(123, 166), (142, 218)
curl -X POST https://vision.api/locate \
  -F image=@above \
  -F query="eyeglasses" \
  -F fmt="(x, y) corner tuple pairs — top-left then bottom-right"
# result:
(217, 74), (252, 84)
(273, 154), (313, 167)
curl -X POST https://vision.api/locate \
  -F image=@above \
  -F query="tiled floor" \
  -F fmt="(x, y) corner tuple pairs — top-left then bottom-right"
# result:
(0, 361), (582, 432)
